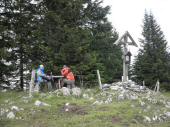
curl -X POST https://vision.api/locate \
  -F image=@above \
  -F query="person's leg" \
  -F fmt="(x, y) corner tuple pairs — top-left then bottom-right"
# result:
(47, 81), (52, 91)
(71, 80), (75, 88)
(34, 82), (40, 92)
(63, 78), (68, 87)
(63, 79), (72, 89)
(67, 80), (75, 89)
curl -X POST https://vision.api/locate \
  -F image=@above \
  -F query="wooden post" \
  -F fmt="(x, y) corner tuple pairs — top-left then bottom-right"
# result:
(154, 80), (160, 93)
(143, 80), (145, 86)
(157, 80), (160, 93)
(58, 79), (61, 89)
(80, 75), (84, 88)
(29, 70), (35, 97)
(114, 31), (138, 82)
(97, 70), (102, 89)
(123, 35), (128, 82)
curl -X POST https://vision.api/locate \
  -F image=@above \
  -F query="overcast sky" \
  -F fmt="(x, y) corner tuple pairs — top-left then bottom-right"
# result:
(102, 0), (170, 56)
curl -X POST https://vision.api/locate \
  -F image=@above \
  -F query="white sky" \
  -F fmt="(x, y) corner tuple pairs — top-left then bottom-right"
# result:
(102, 0), (170, 56)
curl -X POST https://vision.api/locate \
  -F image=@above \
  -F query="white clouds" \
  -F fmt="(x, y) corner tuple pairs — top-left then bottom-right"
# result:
(103, 0), (170, 56)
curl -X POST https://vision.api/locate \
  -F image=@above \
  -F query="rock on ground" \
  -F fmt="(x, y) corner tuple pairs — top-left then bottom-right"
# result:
(7, 112), (15, 119)
(34, 100), (50, 107)
(72, 87), (81, 97)
(165, 112), (170, 117)
(11, 106), (19, 112)
(60, 87), (71, 96)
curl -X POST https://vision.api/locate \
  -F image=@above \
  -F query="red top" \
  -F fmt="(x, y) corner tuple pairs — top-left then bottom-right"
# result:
(61, 67), (75, 80)
(61, 67), (70, 77)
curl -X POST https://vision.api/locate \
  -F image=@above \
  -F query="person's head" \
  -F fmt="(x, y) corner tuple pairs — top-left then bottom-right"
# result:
(63, 65), (67, 68)
(39, 64), (44, 71)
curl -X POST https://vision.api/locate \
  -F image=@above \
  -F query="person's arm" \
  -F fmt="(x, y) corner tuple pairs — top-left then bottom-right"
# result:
(61, 69), (65, 76)
(37, 69), (45, 77)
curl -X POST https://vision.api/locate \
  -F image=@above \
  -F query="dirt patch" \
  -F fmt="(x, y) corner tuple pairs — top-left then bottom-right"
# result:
(60, 103), (87, 115)
(112, 116), (121, 124)
(98, 106), (109, 111)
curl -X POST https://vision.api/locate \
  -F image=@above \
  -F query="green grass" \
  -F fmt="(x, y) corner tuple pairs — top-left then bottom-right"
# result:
(0, 90), (170, 127)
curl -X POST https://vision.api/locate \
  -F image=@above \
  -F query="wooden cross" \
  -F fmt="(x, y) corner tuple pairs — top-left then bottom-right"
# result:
(114, 31), (138, 82)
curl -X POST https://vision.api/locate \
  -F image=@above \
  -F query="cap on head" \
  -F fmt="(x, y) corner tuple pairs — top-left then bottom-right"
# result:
(63, 65), (67, 68)
(39, 64), (44, 70)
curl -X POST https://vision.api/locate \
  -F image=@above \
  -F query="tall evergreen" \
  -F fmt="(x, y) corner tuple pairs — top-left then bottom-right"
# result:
(132, 12), (170, 88)
(0, 0), (14, 85)
(41, 0), (122, 85)
(0, 0), (44, 89)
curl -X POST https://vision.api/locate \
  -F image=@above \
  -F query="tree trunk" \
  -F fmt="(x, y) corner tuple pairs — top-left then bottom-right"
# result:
(19, 50), (24, 90)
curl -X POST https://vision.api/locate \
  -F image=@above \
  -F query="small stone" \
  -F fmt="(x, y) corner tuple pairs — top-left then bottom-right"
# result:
(65, 103), (70, 106)
(72, 87), (81, 97)
(5, 109), (9, 112)
(152, 115), (158, 121)
(130, 95), (138, 100)
(167, 102), (170, 105)
(0, 109), (5, 116)
(93, 101), (103, 105)
(89, 97), (94, 100)
(117, 94), (125, 101)
(165, 112), (170, 117)
(4, 100), (9, 103)
(60, 87), (70, 96)
(102, 84), (111, 89)
(20, 108), (24, 111)
(35, 100), (42, 106)
(131, 104), (135, 108)
(34, 100), (50, 107)
(23, 100), (29, 103)
(2, 89), (7, 92)
(105, 97), (112, 104)
(65, 108), (69, 112)
(7, 112), (15, 119)
(83, 94), (89, 99)
(146, 105), (151, 110)
(165, 105), (170, 108)
(139, 101), (145, 107)
(144, 116), (151, 122)
(110, 86), (120, 90)
(11, 106), (19, 112)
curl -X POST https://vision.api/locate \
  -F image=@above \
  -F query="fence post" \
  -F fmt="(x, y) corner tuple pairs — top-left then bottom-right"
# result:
(29, 70), (35, 97)
(97, 70), (102, 89)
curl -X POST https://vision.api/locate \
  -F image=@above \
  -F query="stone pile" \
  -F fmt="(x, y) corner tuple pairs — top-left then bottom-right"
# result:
(53, 87), (82, 97)
(0, 105), (24, 120)
(104, 80), (147, 92)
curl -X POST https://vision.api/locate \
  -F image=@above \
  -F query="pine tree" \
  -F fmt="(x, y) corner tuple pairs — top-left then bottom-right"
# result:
(132, 12), (170, 88)
(41, 0), (122, 85)
(0, 0), (44, 89)
(0, 0), (15, 85)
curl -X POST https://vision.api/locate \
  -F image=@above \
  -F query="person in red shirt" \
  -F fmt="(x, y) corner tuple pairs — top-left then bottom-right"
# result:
(61, 65), (75, 89)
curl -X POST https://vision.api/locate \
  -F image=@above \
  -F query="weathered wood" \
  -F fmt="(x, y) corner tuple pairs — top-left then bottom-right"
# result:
(97, 70), (102, 89)
(114, 31), (138, 82)
(122, 35), (128, 82)
(29, 70), (35, 97)
(115, 31), (138, 47)
(157, 80), (160, 93)
(143, 80), (145, 86)
(154, 80), (160, 93)
(52, 76), (64, 78)
(126, 31), (138, 47)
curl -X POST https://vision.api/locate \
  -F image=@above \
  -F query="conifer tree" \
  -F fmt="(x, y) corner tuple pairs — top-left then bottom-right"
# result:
(132, 12), (170, 88)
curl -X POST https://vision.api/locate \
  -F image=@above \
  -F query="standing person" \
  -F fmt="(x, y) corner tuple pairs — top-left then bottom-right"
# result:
(61, 65), (75, 89)
(35, 65), (46, 92)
